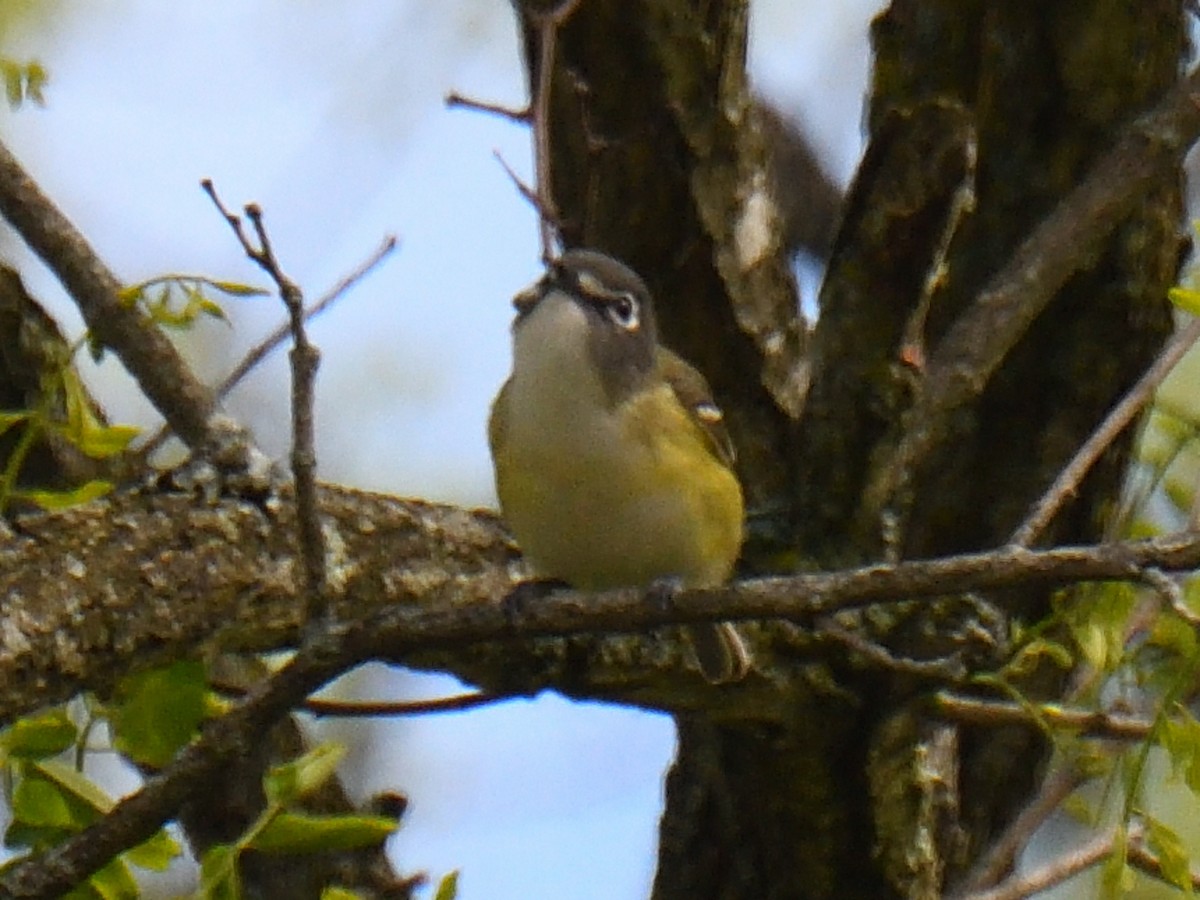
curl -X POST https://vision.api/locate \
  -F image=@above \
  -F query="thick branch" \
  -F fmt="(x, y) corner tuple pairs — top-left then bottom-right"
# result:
(5, 484), (1200, 727)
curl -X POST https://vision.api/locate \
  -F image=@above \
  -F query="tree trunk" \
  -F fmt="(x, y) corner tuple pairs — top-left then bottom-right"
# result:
(515, 1), (1186, 897)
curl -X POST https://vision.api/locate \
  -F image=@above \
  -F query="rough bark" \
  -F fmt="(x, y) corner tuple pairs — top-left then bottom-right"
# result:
(516, 1), (1185, 897)
(0, 1), (1190, 897)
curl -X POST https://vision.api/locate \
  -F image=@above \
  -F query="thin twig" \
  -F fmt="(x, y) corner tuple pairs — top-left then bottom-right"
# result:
(933, 692), (1154, 741)
(303, 692), (505, 718)
(202, 180), (327, 610)
(527, 0), (585, 260)
(816, 617), (968, 682)
(209, 677), (505, 718)
(952, 765), (1086, 895)
(138, 235), (398, 459)
(954, 828), (1126, 900)
(1011, 316), (1200, 547)
(444, 91), (530, 123)
(494, 150), (551, 220)
(1128, 833), (1200, 889)
(1140, 565), (1200, 625)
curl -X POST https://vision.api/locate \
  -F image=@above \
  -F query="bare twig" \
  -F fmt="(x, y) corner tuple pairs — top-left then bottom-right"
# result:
(209, 676), (504, 718)
(444, 91), (530, 123)
(202, 180), (327, 609)
(1128, 833), (1200, 889)
(952, 766), (1085, 895)
(817, 617), (968, 682)
(525, 0), (585, 260)
(138, 235), (398, 459)
(1140, 565), (1200, 625)
(493, 150), (553, 222)
(933, 692), (1155, 741)
(954, 828), (1123, 900)
(1011, 316), (1200, 547)
(956, 821), (1200, 900)
(0, 141), (246, 461)
(864, 65), (1200, 524)
(303, 691), (505, 718)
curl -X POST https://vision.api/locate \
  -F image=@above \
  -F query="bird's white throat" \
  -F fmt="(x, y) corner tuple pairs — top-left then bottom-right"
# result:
(507, 292), (615, 456)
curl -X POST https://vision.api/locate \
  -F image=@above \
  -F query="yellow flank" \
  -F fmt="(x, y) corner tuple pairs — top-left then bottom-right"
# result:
(492, 380), (744, 590)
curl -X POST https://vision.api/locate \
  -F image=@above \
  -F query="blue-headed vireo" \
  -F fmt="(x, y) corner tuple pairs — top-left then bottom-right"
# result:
(488, 249), (750, 683)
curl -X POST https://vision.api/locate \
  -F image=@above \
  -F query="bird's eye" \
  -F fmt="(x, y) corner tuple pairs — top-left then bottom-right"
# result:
(606, 293), (639, 331)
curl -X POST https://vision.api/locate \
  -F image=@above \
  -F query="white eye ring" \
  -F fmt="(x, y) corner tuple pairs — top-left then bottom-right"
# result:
(606, 292), (639, 331)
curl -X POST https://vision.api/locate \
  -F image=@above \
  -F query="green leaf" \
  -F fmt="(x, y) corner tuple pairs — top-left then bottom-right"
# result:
(1149, 611), (1199, 660)
(86, 332), (106, 363)
(198, 297), (230, 323)
(1, 708), (78, 759)
(3, 820), (68, 852)
(320, 889), (366, 900)
(77, 423), (139, 459)
(29, 759), (115, 813)
(0, 60), (48, 110)
(10, 773), (88, 832)
(14, 480), (114, 512)
(110, 660), (206, 767)
(6, 760), (115, 848)
(1144, 813), (1194, 895)
(78, 857), (137, 900)
(1061, 792), (1096, 824)
(249, 812), (397, 855)
(1100, 824), (1131, 899)
(124, 828), (181, 872)
(1, 61), (21, 107)
(115, 284), (142, 305)
(1170, 285), (1200, 316)
(1157, 708), (1200, 797)
(200, 844), (242, 900)
(1068, 583), (1136, 673)
(24, 62), (46, 106)
(264, 743), (346, 806)
(208, 280), (269, 298)
(434, 870), (460, 900)
(55, 370), (138, 459)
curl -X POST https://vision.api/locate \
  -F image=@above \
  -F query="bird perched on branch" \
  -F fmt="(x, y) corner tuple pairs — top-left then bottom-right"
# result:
(489, 249), (750, 682)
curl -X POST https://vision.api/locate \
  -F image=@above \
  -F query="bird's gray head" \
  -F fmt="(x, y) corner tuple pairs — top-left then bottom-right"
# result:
(512, 249), (659, 402)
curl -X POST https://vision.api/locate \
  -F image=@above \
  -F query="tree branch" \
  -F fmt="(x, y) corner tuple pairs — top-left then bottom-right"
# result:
(933, 692), (1155, 741)
(202, 183), (327, 609)
(953, 828), (1120, 900)
(5, 483), (1200, 727)
(0, 141), (251, 466)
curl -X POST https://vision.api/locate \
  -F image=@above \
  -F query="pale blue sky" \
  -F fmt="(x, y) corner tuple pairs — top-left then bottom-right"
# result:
(0, 3), (879, 897)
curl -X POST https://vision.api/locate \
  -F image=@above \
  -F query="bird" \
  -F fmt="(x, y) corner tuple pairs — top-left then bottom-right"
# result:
(488, 248), (750, 682)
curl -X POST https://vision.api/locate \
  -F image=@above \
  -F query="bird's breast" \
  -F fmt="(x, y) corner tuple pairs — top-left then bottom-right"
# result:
(495, 338), (743, 590)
